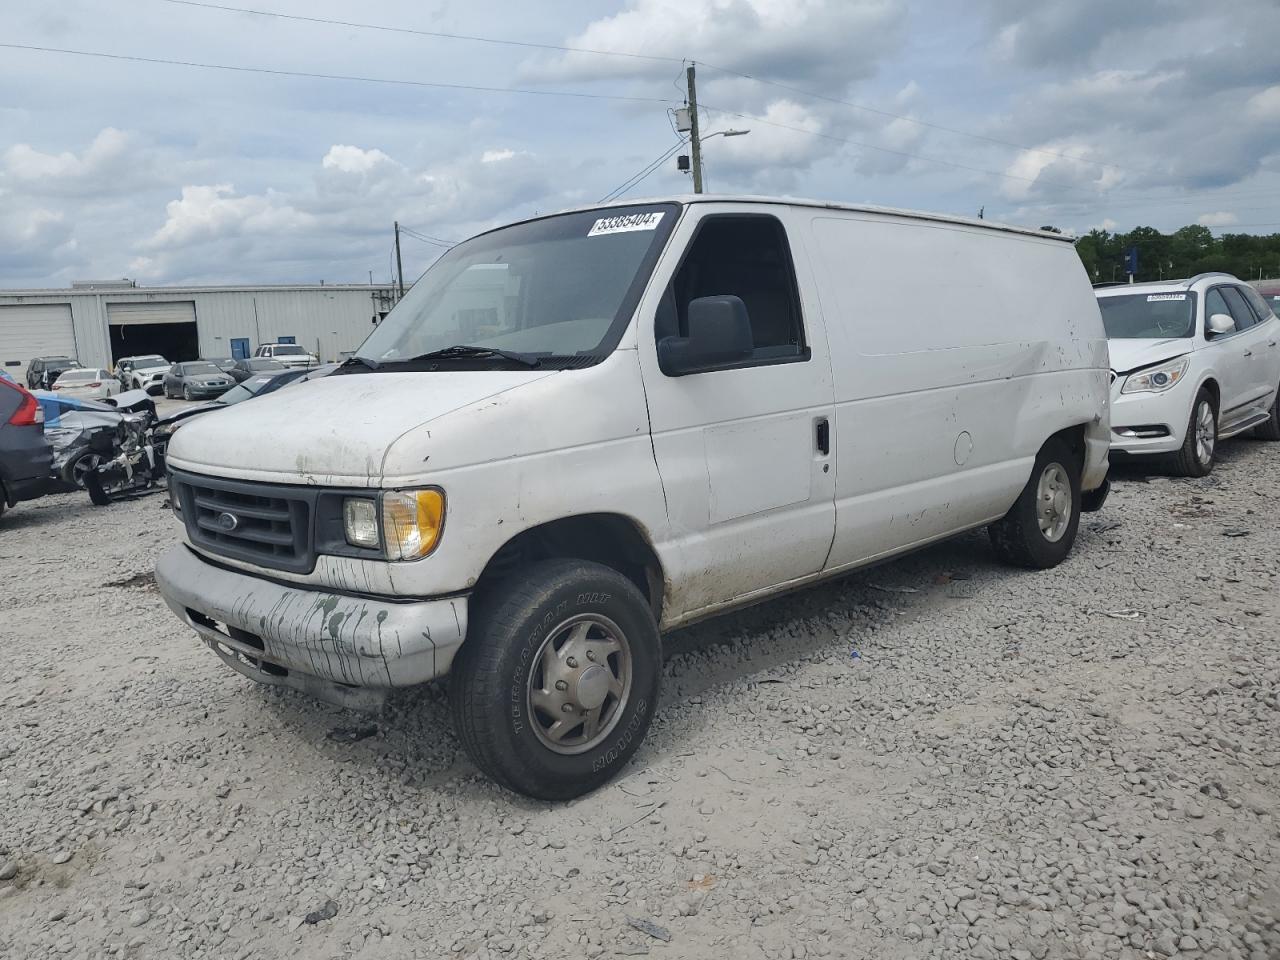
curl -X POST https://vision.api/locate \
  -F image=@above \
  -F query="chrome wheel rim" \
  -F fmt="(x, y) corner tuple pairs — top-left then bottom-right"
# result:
(526, 613), (631, 755)
(1036, 462), (1072, 543)
(1195, 400), (1215, 466)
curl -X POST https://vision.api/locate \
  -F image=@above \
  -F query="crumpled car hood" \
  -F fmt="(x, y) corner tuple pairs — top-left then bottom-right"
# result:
(1108, 338), (1191, 376)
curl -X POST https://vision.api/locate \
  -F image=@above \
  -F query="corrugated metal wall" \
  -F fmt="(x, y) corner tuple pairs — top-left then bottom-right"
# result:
(0, 286), (395, 368)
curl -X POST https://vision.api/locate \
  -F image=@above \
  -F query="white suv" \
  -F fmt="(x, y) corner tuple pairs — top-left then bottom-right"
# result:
(253, 343), (317, 369)
(1098, 273), (1280, 475)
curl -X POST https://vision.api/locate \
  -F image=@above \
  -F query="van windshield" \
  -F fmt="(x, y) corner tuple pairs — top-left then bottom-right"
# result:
(353, 204), (679, 369)
(1098, 293), (1197, 339)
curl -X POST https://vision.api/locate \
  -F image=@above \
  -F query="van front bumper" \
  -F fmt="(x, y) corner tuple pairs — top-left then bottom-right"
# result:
(155, 544), (468, 712)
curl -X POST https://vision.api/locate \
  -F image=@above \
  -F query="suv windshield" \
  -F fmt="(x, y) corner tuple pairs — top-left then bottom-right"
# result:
(354, 204), (679, 368)
(271, 345), (306, 355)
(1098, 293), (1197, 339)
(134, 356), (167, 367)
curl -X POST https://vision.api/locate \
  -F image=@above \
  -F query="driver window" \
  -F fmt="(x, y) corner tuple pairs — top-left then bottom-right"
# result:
(1204, 288), (1234, 337)
(662, 215), (807, 363)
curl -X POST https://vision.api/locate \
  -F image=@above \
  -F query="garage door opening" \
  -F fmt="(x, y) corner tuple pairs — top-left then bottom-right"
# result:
(107, 301), (198, 364)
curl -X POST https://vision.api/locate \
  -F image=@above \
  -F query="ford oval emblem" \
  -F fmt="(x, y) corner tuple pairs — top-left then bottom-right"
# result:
(215, 511), (240, 532)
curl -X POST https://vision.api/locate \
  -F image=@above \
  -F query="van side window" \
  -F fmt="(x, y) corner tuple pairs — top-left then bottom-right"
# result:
(664, 216), (807, 364)
(1221, 287), (1256, 331)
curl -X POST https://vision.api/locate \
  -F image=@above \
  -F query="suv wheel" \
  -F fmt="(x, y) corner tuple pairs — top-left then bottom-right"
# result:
(450, 559), (662, 800)
(1171, 390), (1216, 476)
(989, 437), (1082, 569)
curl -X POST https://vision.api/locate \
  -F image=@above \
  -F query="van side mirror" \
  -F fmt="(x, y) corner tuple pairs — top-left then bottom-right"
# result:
(657, 295), (754, 376)
(1207, 313), (1235, 336)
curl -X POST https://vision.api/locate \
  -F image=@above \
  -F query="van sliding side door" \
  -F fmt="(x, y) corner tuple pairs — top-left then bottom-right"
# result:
(637, 206), (837, 620)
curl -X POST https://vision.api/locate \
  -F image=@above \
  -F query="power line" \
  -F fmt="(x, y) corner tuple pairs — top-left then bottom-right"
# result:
(700, 103), (1280, 215)
(694, 62), (1159, 177)
(159, 0), (683, 64)
(157, 0), (1158, 179)
(0, 42), (677, 104)
(600, 138), (690, 203)
(399, 227), (458, 248)
(698, 103), (1088, 193)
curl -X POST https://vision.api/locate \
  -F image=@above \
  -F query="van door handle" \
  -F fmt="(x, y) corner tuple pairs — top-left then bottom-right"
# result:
(815, 418), (830, 456)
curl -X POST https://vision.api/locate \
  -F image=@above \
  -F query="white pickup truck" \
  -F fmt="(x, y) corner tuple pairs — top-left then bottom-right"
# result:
(253, 343), (317, 369)
(156, 196), (1110, 799)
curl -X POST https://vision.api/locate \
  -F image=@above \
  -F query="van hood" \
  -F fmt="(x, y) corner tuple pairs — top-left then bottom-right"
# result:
(1108, 338), (1191, 376)
(165, 369), (558, 486)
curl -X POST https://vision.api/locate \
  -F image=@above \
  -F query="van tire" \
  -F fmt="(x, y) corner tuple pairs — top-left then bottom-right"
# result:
(449, 559), (662, 801)
(1170, 390), (1217, 476)
(1254, 385), (1280, 440)
(988, 437), (1081, 569)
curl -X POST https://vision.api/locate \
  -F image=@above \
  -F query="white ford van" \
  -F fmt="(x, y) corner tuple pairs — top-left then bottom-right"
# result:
(156, 197), (1110, 799)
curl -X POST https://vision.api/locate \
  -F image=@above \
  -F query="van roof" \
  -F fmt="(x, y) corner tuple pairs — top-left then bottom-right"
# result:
(493, 195), (1077, 244)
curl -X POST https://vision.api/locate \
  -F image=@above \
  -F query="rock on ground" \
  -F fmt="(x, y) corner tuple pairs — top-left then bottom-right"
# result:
(1, 442), (1278, 959)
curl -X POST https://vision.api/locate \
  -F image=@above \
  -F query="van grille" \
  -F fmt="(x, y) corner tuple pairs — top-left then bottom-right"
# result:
(171, 471), (314, 573)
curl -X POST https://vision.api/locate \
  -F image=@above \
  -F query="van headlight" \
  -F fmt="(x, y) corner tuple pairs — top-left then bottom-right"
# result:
(1121, 357), (1190, 395)
(341, 489), (445, 559)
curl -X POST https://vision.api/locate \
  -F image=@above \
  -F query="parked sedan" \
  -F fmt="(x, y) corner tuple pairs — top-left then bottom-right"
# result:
(0, 378), (53, 520)
(52, 367), (120, 400)
(227, 357), (286, 383)
(163, 361), (235, 400)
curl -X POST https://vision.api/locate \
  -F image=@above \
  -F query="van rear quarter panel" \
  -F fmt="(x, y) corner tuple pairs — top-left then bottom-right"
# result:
(804, 212), (1107, 570)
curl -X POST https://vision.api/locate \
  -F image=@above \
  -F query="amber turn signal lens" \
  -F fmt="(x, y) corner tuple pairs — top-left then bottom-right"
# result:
(382, 489), (445, 560)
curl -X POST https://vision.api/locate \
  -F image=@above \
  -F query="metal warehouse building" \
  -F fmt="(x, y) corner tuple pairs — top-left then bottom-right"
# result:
(0, 280), (398, 375)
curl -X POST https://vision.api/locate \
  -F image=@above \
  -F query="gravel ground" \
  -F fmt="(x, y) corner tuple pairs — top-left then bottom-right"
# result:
(1, 438), (1278, 960)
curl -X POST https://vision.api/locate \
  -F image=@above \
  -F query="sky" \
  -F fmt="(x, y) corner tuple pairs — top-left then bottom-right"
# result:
(2, 0), (1279, 288)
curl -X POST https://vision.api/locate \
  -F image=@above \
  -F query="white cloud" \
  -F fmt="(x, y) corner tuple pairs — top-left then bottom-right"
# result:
(322, 145), (395, 174)
(2, 127), (129, 182)
(1000, 139), (1124, 202)
(480, 149), (518, 163)
(1196, 211), (1238, 227)
(1247, 86), (1280, 122)
(145, 185), (314, 248)
(529, 0), (906, 89)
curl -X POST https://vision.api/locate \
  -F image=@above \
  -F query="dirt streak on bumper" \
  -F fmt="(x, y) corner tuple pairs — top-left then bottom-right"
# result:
(155, 543), (468, 694)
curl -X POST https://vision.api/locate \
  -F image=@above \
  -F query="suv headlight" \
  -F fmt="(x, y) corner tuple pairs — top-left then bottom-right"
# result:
(1121, 357), (1190, 395)
(341, 489), (445, 559)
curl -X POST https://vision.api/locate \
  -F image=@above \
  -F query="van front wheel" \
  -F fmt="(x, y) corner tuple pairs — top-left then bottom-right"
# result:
(988, 438), (1081, 569)
(450, 559), (662, 800)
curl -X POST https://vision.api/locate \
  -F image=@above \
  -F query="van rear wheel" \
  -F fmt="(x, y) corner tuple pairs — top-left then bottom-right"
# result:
(988, 437), (1081, 569)
(449, 559), (661, 800)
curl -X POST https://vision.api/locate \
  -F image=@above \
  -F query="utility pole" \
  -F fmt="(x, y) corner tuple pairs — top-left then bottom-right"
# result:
(393, 221), (405, 299)
(686, 65), (703, 194)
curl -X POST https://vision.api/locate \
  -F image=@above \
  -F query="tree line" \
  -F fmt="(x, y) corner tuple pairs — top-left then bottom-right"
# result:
(1061, 225), (1280, 284)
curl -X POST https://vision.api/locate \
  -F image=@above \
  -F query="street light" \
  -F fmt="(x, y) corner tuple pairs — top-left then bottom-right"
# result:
(691, 129), (750, 193)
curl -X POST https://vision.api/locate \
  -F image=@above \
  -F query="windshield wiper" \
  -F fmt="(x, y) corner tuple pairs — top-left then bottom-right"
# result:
(389, 345), (542, 368)
(338, 355), (382, 372)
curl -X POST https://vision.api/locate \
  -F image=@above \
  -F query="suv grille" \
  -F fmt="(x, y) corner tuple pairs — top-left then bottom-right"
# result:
(171, 471), (314, 573)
